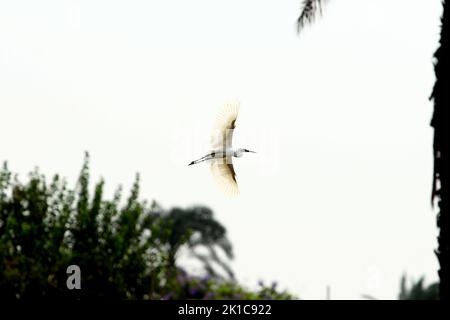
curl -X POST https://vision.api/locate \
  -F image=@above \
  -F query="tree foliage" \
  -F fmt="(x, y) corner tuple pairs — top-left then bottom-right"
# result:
(0, 154), (292, 299)
(430, 0), (450, 301)
(399, 274), (439, 300)
(162, 269), (295, 300)
(297, 0), (326, 32)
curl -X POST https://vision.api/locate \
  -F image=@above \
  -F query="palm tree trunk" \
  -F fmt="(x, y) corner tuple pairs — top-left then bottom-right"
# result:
(430, 0), (450, 301)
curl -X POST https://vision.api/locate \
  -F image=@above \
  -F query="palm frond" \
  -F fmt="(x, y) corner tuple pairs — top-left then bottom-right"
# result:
(297, 0), (326, 33)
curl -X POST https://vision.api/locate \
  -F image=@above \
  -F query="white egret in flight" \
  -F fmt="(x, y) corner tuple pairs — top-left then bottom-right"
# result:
(188, 102), (256, 195)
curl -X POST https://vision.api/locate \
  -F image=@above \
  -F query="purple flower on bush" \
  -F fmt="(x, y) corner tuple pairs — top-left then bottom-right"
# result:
(161, 292), (173, 300)
(233, 293), (242, 300)
(189, 288), (199, 296)
(176, 272), (187, 285)
(197, 283), (207, 291)
(203, 292), (216, 300)
(201, 274), (212, 282)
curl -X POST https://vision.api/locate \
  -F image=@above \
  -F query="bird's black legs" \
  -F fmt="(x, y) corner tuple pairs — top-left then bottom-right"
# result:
(188, 154), (211, 166)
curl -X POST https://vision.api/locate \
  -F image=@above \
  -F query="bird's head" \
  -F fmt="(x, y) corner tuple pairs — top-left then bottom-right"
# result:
(235, 148), (256, 157)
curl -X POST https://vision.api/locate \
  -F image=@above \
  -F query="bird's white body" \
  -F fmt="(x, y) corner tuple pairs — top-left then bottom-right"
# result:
(188, 102), (255, 195)
(189, 148), (248, 165)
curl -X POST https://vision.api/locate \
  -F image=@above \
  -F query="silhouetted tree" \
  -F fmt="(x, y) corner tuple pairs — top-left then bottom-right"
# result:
(161, 206), (234, 279)
(430, 0), (450, 301)
(297, 0), (450, 300)
(297, 0), (326, 32)
(399, 274), (439, 300)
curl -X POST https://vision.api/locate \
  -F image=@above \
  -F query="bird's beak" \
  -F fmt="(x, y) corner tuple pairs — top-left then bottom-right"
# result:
(247, 150), (256, 153)
(188, 161), (194, 166)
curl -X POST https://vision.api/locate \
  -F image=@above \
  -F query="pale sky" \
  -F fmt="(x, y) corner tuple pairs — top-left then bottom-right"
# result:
(0, 0), (443, 299)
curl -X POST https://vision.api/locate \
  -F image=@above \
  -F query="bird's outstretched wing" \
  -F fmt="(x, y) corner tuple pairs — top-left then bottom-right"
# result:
(211, 157), (239, 196)
(210, 102), (240, 150)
